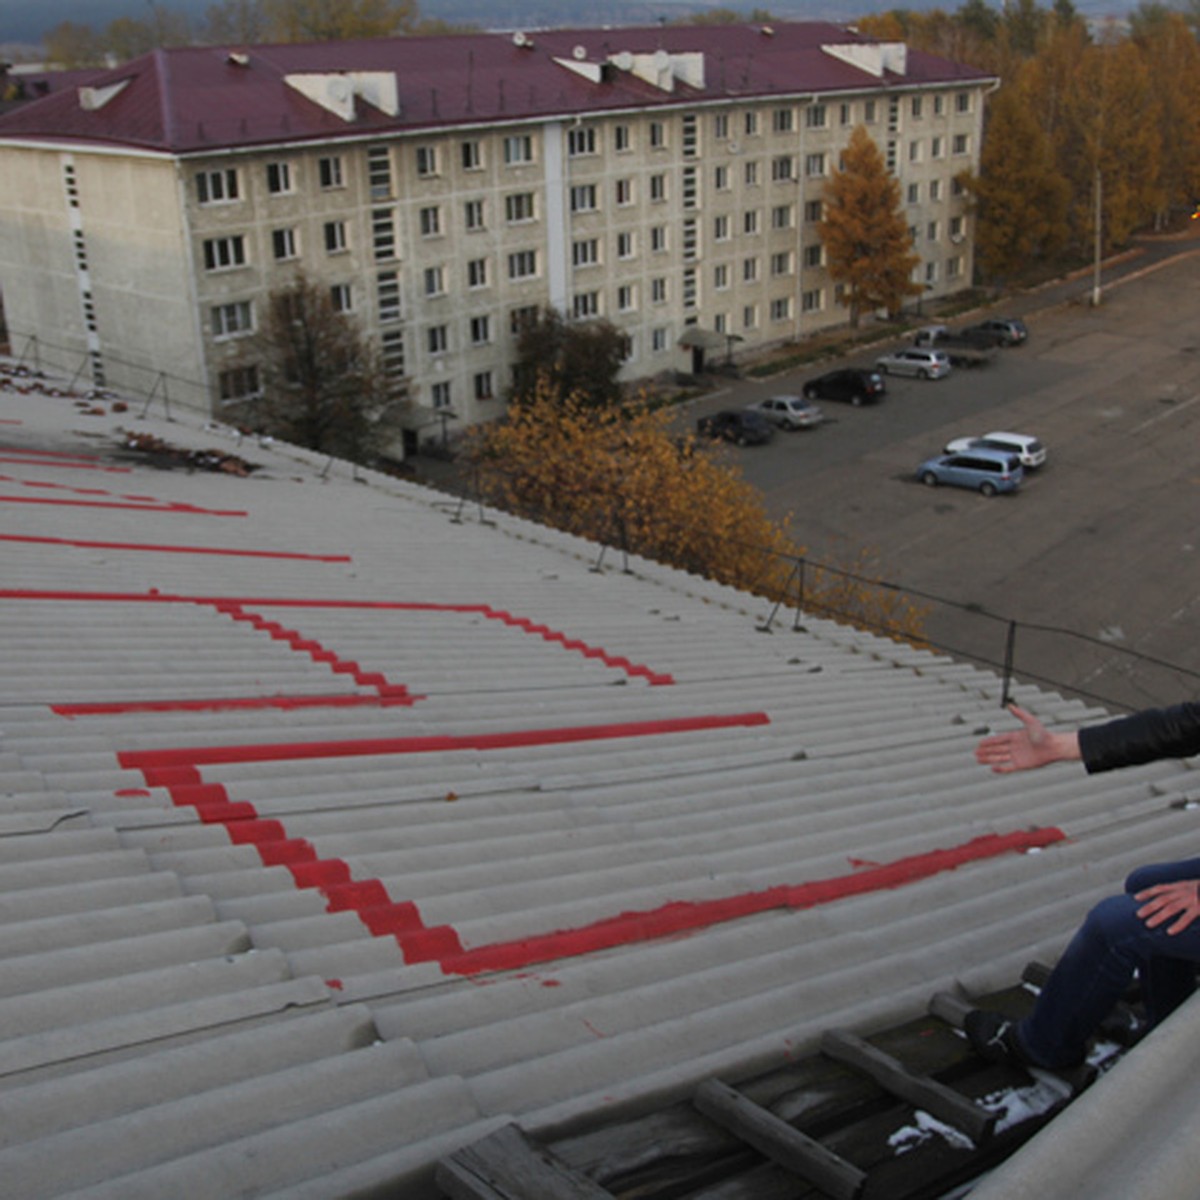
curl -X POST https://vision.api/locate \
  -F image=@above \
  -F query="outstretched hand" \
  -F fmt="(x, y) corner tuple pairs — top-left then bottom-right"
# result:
(1136, 881), (1200, 936)
(974, 705), (1081, 773)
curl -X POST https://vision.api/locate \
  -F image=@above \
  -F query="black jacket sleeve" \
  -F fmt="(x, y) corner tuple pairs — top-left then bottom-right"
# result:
(1079, 702), (1200, 774)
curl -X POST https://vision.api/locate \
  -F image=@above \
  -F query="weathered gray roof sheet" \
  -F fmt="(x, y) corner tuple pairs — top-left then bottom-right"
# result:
(1, 374), (1197, 1197)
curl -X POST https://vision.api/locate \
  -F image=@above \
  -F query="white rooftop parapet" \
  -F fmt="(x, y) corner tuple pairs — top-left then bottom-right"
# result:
(285, 71), (400, 121)
(822, 41), (908, 78)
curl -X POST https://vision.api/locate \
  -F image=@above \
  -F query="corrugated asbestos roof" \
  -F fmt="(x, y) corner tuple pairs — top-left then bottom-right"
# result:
(0, 23), (993, 154)
(1, 374), (1198, 1199)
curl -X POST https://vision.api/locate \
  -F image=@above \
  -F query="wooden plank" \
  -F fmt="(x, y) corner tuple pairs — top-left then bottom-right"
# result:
(820, 1029), (995, 1143)
(693, 1078), (867, 1200)
(436, 1122), (613, 1200)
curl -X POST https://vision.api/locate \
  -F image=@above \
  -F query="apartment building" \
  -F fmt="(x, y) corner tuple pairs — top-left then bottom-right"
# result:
(0, 23), (995, 449)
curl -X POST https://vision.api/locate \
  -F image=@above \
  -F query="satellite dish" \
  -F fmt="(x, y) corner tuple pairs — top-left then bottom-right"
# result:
(573, 44), (587, 60)
(512, 31), (529, 47)
(613, 50), (633, 71)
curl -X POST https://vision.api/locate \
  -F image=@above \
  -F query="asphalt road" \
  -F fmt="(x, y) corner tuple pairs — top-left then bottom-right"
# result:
(685, 238), (1200, 713)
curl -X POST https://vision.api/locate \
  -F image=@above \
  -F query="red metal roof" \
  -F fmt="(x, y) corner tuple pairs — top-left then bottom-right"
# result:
(0, 23), (994, 155)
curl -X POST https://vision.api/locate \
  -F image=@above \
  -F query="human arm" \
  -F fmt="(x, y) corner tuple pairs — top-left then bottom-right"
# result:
(974, 705), (1082, 774)
(1136, 880), (1200, 936)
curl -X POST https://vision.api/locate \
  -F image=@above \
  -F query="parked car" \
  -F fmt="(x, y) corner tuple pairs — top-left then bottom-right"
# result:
(964, 317), (1029, 346)
(944, 431), (1046, 469)
(748, 394), (824, 430)
(801, 368), (887, 406)
(697, 409), (774, 445)
(875, 348), (952, 380)
(916, 448), (1023, 496)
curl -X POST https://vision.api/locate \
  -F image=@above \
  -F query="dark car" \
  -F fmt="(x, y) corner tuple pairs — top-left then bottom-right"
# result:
(696, 409), (774, 445)
(964, 317), (1029, 346)
(802, 368), (887, 406)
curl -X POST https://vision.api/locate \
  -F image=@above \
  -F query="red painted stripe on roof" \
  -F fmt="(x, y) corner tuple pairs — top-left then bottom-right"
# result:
(53, 693), (417, 716)
(116, 712), (771, 770)
(0, 454), (129, 471)
(2, 590), (675, 688)
(0, 494), (245, 515)
(135, 763), (1065, 975)
(0, 533), (349, 561)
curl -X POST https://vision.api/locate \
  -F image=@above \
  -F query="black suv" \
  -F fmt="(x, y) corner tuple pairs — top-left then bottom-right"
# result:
(802, 368), (887, 406)
(696, 410), (774, 445)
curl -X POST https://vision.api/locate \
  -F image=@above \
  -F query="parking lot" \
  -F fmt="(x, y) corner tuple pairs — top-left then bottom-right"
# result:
(687, 244), (1200, 712)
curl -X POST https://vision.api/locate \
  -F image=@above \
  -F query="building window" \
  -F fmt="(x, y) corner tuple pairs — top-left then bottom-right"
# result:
(617, 283), (636, 311)
(196, 168), (238, 204)
(505, 192), (535, 223)
(743, 256), (759, 283)
(616, 231), (635, 259)
(927, 219), (940, 241)
(714, 214), (730, 240)
(461, 140), (483, 170)
(714, 164), (729, 190)
(424, 266), (445, 296)
(202, 235), (246, 271)
(572, 291), (600, 318)
(713, 263), (729, 289)
(956, 91), (971, 113)
(510, 304), (538, 334)
(467, 257), (488, 287)
(774, 107), (794, 133)
(714, 112), (729, 139)
(427, 324), (448, 354)
(864, 100), (877, 123)
(324, 221), (347, 254)
(743, 210), (760, 235)
(572, 238), (600, 267)
(381, 329), (405, 378)
(372, 209), (395, 260)
(909, 140), (922, 163)
(804, 243), (823, 268)
(744, 110), (759, 136)
(416, 145), (439, 177)
(947, 254), (963, 279)
(925, 261), (939, 284)
(567, 126), (597, 156)
(931, 136), (944, 160)
(652, 327), (669, 352)
(911, 96), (924, 119)
(474, 370), (494, 400)
(211, 300), (252, 339)
(805, 152), (827, 177)
(614, 124), (631, 152)
(907, 183), (920, 204)
(805, 199), (823, 222)
(742, 304), (758, 329)
(649, 120), (666, 149)
(802, 289), (823, 313)
(953, 133), (970, 154)
(218, 365), (260, 403)
(744, 160), (759, 186)
(266, 161), (293, 194)
(930, 178), (943, 201)
(772, 156), (794, 182)
(771, 251), (793, 276)
(377, 271), (401, 322)
(419, 205), (442, 237)
(615, 178), (634, 206)
(504, 134), (533, 165)
(464, 198), (485, 230)
(508, 249), (538, 279)
(650, 277), (667, 304)
(330, 283), (352, 312)
(470, 314), (491, 344)
(839, 102), (852, 126)
(570, 184), (598, 213)
(771, 296), (792, 321)
(950, 214), (965, 239)
(271, 228), (298, 260)
(431, 381), (452, 409)
(367, 146), (392, 198)
(650, 225), (668, 253)
(772, 203), (794, 229)
(318, 156), (343, 189)
(649, 173), (667, 202)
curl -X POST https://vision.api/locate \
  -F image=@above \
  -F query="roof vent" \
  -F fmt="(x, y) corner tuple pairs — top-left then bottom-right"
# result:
(512, 31), (533, 49)
(226, 51), (250, 66)
(760, 25), (775, 36)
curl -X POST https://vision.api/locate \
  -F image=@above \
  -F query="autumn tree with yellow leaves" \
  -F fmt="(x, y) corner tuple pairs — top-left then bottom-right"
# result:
(818, 126), (922, 328)
(467, 385), (927, 644)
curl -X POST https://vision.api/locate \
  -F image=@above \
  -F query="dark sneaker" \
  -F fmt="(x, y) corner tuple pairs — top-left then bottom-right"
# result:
(964, 1009), (1028, 1065)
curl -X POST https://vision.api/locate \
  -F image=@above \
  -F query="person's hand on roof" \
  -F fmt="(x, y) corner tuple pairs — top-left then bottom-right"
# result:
(1136, 880), (1200, 936)
(975, 704), (1082, 773)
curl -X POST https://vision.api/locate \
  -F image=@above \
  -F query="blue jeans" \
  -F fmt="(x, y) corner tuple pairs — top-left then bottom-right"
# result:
(1019, 858), (1200, 1068)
